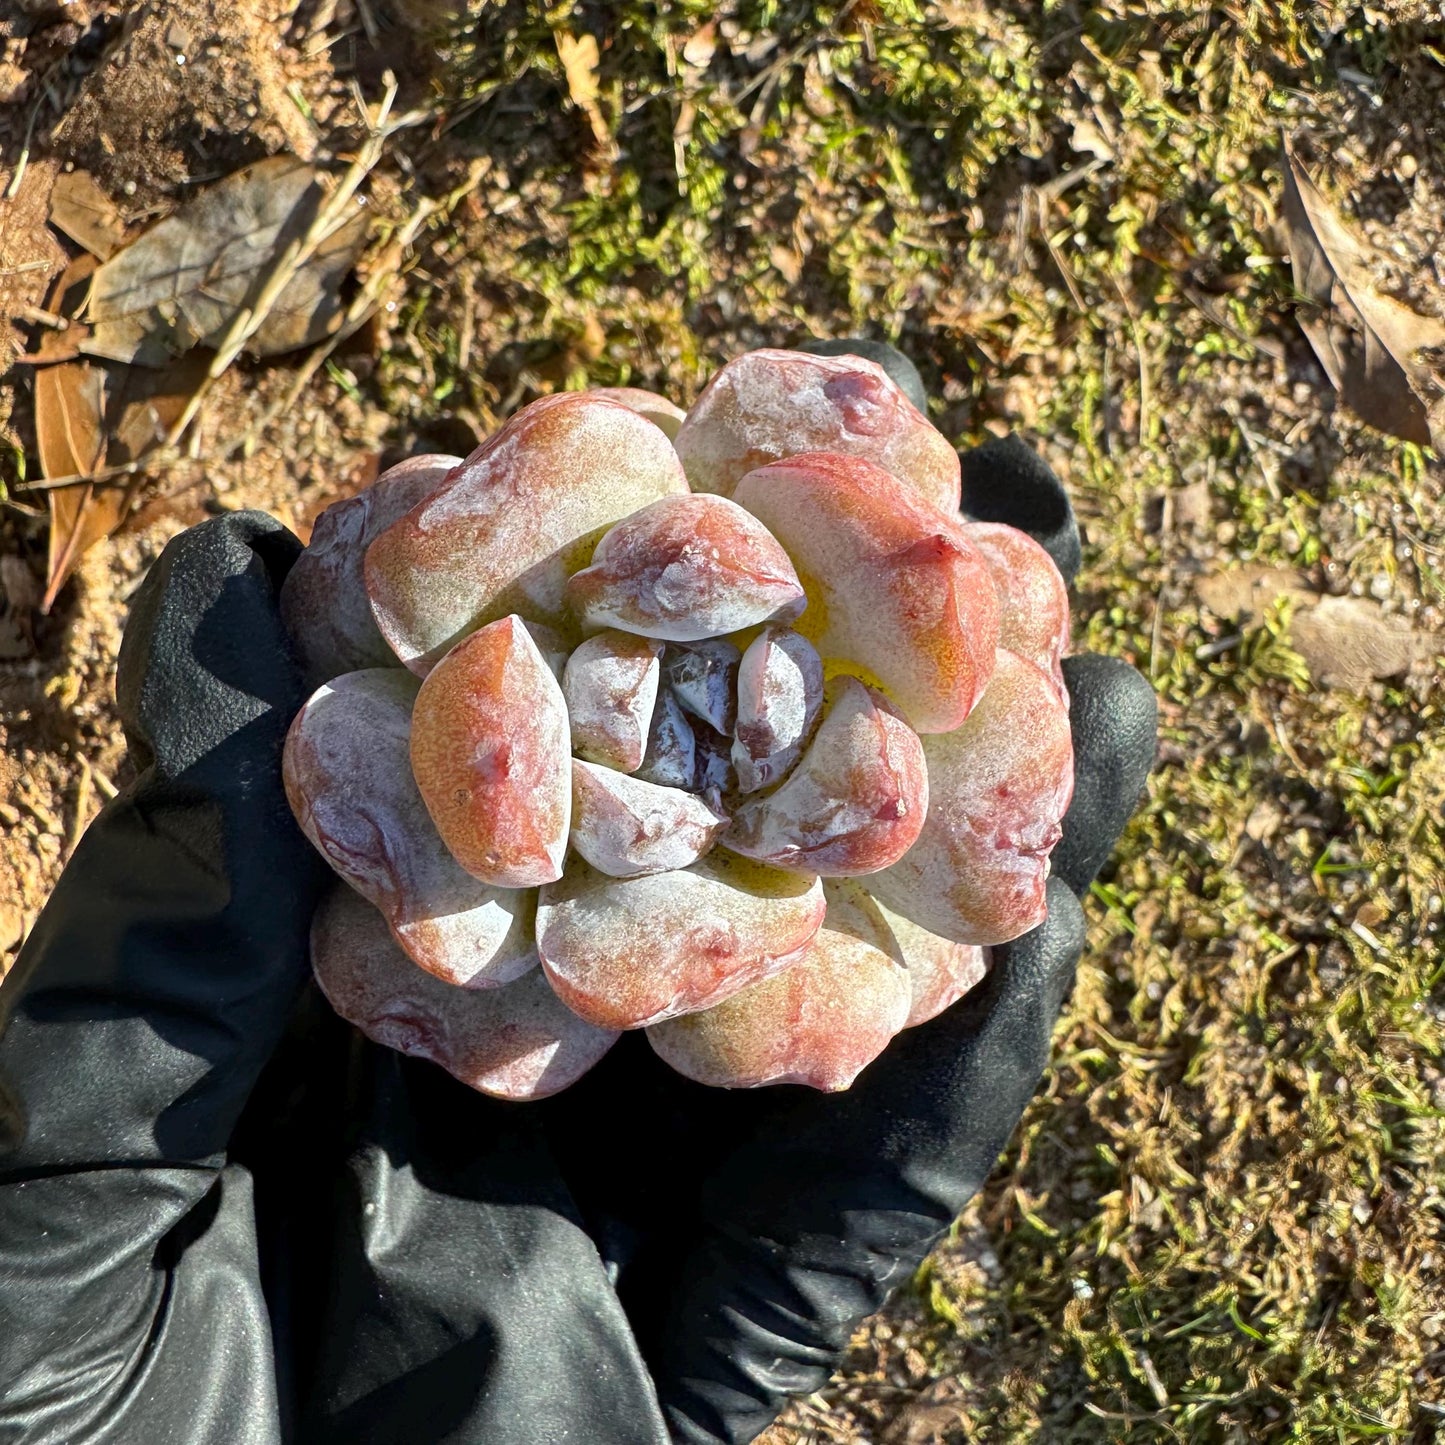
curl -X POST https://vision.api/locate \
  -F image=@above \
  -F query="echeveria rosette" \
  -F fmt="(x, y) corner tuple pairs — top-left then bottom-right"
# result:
(279, 348), (1074, 1101)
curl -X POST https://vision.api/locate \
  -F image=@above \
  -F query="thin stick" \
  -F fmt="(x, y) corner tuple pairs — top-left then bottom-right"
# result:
(1111, 273), (1151, 446)
(65, 761), (93, 860)
(159, 77), (410, 451)
(220, 191), (449, 461)
(4, 98), (40, 199)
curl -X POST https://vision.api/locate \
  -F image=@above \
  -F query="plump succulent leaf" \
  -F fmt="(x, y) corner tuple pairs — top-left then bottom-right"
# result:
(674, 348), (960, 512)
(734, 451), (1000, 733)
(312, 886), (617, 1100)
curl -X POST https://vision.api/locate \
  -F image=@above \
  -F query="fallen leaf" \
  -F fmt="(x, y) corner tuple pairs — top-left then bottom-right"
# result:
(35, 360), (105, 481)
(103, 350), (209, 466)
(1287, 595), (1428, 691)
(1193, 565), (1312, 620)
(81, 155), (370, 367)
(42, 476), (139, 614)
(34, 257), (106, 484)
(29, 256), (200, 610)
(1194, 563), (1440, 692)
(554, 29), (613, 153)
(48, 169), (129, 260)
(1282, 140), (1445, 449)
(34, 296), (122, 611)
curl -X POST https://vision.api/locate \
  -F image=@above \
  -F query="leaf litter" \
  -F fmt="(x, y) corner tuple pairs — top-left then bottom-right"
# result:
(81, 155), (370, 367)
(23, 153), (380, 607)
(1282, 139), (1445, 450)
(29, 254), (208, 611)
(47, 170), (128, 262)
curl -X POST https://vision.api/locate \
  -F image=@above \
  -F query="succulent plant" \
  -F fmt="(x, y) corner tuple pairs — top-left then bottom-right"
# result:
(280, 348), (1074, 1100)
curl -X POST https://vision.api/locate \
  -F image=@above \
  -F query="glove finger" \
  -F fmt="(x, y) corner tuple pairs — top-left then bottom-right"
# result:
(1052, 652), (1158, 896)
(960, 433), (1082, 585)
(1, 511), (327, 1170)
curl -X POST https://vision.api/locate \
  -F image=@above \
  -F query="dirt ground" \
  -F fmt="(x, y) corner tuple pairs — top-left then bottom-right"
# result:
(3, 1), (1445, 1440)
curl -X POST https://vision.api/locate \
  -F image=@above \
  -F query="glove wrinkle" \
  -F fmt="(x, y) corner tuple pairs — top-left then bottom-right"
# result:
(307, 1053), (672, 1445)
(0, 1166), (280, 1445)
(959, 435), (1083, 584)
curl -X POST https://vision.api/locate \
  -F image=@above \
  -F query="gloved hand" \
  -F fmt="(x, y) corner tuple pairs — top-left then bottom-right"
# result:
(0, 351), (1155, 1445)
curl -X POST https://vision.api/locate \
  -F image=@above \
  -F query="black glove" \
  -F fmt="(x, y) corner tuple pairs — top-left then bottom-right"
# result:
(0, 367), (1155, 1445)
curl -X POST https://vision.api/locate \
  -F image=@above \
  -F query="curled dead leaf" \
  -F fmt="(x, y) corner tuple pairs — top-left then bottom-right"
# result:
(1282, 140), (1445, 449)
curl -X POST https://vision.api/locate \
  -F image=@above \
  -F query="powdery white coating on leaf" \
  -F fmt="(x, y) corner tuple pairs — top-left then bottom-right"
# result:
(646, 879), (910, 1091)
(960, 521), (1071, 700)
(725, 677), (928, 876)
(281, 668), (536, 988)
(734, 451), (1000, 734)
(410, 616), (572, 888)
(564, 493), (805, 642)
(585, 386), (687, 439)
(871, 895), (989, 1027)
(536, 851), (825, 1030)
(365, 393), (688, 673)
(571, 760), (727, 879)
(635, 690), (696, 790)
(311, 886), (618, 1100)
(279, 455), (461, 684)
(673, 348), (961, 512)
(563, 631), (663, 772)
(732, 627), (825, 793)
(868, 647), (1075, 946)
(664, 638), (741, 734)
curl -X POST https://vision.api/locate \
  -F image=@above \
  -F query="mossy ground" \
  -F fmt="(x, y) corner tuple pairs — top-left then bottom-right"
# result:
(3, 1), (1444, 1438)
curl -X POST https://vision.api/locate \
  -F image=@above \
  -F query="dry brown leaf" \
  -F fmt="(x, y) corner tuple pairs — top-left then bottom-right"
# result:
(104, 350), (210, 467)
(35, 356), (106, 483)
(42, 477), (139, 614)
(81, 155), (370, 367)
(48, 169), (129, 260)
(36, 345), (124, 614)
(554, 29), (614, 153)
(1282, 141), (1445, 449)
(29, 257), (207, 610)
(34, 255), (105, 481)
